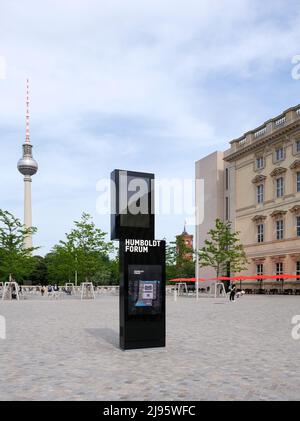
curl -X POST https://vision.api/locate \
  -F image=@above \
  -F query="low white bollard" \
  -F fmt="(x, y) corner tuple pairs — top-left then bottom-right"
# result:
(174, 289), (177, 302)
(0, 315), (6, 340)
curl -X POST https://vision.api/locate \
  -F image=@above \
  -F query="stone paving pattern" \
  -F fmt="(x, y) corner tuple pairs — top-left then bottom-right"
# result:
(0, 295), (300, 401)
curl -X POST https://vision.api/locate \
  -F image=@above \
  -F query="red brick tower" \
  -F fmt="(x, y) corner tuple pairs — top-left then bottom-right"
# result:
(176, 223), (194, 262)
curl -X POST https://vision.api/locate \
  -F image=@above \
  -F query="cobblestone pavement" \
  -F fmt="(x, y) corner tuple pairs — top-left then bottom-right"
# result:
(0, 294), (300, 401)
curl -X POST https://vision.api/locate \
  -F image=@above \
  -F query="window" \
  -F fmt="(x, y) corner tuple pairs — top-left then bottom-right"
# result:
(276, 177), (284, 198)
(257, 264), (263, 276)
(297, 216), (300, 237)
(297, 261), (300, 276)
(225, 197), (229, 220)
(296, 140), (300, 153)
(276, 219), (284, 240)
(257, 184), (264, 204)
(276, 262), (283, 274)
(257, 264), (264, 284)
(225, 168), (229, 190)
(257, 224), (264, 243)
(276, 147), (284, 161)
(297, 172), (300, 192)
(276, 262), (284, 283)
(256, 157), (264, 169)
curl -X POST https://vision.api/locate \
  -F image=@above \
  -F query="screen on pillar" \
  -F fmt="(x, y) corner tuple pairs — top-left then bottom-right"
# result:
(119, 175), (151, 229)
(111, 169), (154, 240)
(128, 265), (162, 316)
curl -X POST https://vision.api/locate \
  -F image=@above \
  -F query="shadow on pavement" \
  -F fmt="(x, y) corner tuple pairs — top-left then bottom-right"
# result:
(86, 328), (119, 348)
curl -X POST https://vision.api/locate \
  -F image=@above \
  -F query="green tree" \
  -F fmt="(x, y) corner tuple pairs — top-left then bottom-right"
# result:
(0, 209), (37, 283)
(107, 255), (119, 285)
(45, 245), (76, 284)
(25, 255), (48, 285)
(198, 218), (248, 278)
(47, 213), (115, 285)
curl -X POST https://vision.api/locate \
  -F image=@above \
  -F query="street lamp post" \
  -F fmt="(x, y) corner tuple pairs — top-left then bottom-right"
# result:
(195, 218), (202, 301)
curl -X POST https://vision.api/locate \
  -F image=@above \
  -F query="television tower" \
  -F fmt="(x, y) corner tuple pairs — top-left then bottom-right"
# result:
(17, 79), (38, 249)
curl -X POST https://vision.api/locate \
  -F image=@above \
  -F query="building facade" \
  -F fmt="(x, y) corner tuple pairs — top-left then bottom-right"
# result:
(196, 104), (300, 290)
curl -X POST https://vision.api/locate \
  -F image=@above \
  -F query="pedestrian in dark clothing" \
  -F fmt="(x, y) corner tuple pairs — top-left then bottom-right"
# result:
(229, 284), (236, 301)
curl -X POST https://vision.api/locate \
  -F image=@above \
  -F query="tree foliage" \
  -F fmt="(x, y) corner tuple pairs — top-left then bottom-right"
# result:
(25, 255), (48, 285)
(46, 213), (116, 284)
(198, 218), (248, 277)
(0, 209), (37, 282)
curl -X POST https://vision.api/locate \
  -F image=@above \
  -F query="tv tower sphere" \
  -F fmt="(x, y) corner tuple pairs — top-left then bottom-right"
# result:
(17, 79), (38, 249)
(17, 144), (38, 176)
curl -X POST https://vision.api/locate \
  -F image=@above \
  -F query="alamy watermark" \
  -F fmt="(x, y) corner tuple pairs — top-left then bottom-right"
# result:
(291, 315), (300, 340)
(96, 176), (205, 226)
(0, 315), (6, 340)
(291, 55), (300, 80)
(0, 56), (6, 80)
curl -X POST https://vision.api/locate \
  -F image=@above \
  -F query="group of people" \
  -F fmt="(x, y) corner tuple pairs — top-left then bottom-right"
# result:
(40, 284), (60, 298)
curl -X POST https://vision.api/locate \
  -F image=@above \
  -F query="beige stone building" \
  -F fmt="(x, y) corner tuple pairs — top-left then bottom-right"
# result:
(196, 104), (300, 291)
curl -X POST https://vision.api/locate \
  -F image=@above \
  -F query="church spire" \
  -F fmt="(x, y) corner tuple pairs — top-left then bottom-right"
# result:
(182, 219), (188, 235)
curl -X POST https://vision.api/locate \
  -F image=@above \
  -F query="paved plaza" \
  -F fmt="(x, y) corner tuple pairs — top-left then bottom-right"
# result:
(0, 294), (300, 401)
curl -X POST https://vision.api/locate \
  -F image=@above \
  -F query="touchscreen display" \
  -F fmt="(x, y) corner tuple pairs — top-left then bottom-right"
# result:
(128, 265), (162, 315)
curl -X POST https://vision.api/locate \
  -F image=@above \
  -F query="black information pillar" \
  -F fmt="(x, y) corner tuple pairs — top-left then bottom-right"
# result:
(110, 169), (166, 350)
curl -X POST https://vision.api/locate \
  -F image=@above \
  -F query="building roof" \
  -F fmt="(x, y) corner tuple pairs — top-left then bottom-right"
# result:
(224, 104), (300, 162)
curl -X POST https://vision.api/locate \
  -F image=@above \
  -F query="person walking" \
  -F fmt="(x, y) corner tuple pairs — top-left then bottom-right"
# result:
(12, 283), (17, 300)
(229, 284), (236, 302)
(53, 284), (59, 299)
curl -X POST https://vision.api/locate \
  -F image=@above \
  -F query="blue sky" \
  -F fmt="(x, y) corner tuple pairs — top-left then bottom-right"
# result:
(0, 0), (300, 255)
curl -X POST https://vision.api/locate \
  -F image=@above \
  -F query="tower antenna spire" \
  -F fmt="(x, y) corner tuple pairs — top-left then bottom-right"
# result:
(25, 78), (30, 144)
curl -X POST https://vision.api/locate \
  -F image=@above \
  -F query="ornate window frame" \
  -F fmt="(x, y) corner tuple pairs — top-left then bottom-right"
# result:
(292, 138), (300, 156)
(273, 145), (285, 163)
(270, 210), (287, 241)
(290, 160), (300, 193)
(254, 155), (265, 172)
(252, 215), (267, 243)
(270, 255), (285, 282)
(289, 205), (300, 237)
(252, 174), (266, 205)
(270, 167), (287, 199)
